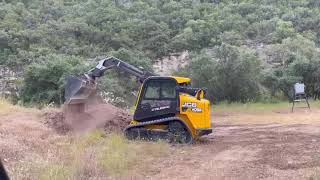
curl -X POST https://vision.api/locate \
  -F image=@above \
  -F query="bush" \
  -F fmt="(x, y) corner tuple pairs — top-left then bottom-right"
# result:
(17, 48), (153, 107)
(186, 44), (261, 103)
(261, 58), (320, 100)
(261, 67), (301, 99)
(3, 0), (320, 106)
(19, 54), (90, 106)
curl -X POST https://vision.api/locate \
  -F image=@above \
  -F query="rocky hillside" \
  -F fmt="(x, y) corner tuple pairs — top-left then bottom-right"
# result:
(153, 51), (189, 76)
(2, 0), (320, 104)
(0, 66), (18, 97)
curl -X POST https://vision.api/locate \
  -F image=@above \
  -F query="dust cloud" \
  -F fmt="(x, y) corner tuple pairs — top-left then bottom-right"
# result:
(44, 95), (132, 134)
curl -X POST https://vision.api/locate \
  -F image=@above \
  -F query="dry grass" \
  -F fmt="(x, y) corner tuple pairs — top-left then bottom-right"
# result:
(214, 101), (320, 113)
(310, 169), (320, 180)
(214, 101), (320, 125)
(3, 99), (319, 179)
(0, 98), (42, 120)
(99, 133), (137, 176)
(0, 99), (170, 180)
(8, 129), (170, 180)
(309, 155), (320, 180)
(0, 98), (24, 115)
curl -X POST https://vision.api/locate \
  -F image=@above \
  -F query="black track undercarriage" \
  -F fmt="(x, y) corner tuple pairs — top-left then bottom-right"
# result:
(123, 117), (193, 144)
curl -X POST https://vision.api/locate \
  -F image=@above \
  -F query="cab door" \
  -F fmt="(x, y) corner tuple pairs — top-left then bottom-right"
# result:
(134, 78), (178, 122)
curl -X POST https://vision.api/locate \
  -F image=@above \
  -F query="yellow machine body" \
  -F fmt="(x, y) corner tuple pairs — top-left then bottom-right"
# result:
(131, 76), (212, 140)
(177, 94), (211, 138)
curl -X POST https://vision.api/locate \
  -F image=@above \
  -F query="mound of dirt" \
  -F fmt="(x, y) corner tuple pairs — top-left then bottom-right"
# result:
(43, 108), (70, 134)
(103, 106), (132, 134)
(44, 101), (132, 134)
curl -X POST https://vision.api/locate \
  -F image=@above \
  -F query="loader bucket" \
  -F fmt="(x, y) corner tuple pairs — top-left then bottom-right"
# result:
(64, 75), (97, 105)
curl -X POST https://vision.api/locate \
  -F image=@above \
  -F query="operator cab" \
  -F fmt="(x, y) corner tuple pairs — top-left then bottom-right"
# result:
(133, 76), (204, 122)
(134, 77), (179, 122)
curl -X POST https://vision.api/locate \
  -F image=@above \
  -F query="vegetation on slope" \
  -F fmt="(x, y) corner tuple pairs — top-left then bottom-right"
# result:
(1, 0), (320, 105)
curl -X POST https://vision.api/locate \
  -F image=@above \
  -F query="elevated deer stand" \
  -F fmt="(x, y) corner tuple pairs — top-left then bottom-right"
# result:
(291, 83), (310, 112)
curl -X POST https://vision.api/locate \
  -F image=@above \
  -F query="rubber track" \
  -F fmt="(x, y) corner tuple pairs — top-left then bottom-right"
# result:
(123, 117), (190, 134)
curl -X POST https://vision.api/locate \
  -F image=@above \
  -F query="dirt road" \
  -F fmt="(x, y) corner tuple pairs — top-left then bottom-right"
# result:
(144, 108), (320, 180)
(147, 123), (320, 180)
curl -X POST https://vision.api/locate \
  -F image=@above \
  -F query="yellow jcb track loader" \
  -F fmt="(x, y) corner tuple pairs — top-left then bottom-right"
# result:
(64, 57), (212, 143)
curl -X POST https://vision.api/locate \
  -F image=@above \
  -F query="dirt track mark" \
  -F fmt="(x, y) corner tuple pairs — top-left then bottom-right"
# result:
(147, 124), (320, 180)
(211, 124), (320, 169)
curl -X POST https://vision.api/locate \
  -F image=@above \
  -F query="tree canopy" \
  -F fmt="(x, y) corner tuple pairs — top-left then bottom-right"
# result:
(2, 0), (320, 105)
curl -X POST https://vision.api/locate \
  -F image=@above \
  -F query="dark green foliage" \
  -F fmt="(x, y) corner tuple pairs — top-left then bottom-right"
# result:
(2, 0), (320, 105)
(186, 44), (261, 103)
(261, 67), (301, 99)
(20, 55), (89, 105)
(260, 35), (320, 100)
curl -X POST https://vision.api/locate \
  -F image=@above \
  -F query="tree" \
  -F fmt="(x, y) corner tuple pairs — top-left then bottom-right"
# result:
(186, 44), (261, 103)
(2, 0), (320, 106)
(20, 54), (89, 105)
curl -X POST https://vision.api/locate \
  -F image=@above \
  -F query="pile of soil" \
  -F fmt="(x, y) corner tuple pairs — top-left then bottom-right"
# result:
(43, 108), (70, 134)
(44, 101), (132, 134)
(103, 106), (132, 133)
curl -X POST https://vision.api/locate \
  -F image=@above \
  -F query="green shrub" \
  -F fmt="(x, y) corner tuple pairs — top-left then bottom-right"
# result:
(3, 0), (320, 106)
(261, 58), (320, 100)
(185, 44), (261, 103)
(19, 54), (90, 106)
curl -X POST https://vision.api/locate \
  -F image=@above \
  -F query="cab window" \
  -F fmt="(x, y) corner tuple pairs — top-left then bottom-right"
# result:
(144, 80), (176, 100)
(144, 81), (160, 99)
(161, 81), (176, 99)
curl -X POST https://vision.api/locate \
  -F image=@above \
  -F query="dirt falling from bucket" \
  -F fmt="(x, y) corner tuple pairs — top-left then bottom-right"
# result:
(44, 95), (132, 134)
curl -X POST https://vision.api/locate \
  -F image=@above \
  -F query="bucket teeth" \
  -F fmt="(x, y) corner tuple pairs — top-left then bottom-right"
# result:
(64, 75), (97, 104)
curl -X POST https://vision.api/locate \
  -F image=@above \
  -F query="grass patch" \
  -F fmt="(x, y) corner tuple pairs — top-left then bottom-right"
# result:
(213, 100), (320, 124)
(0, 98), (17, 115)
(214, 100), (320, 114)
(0, 98), (11, 109)
(310, 155), (320, 180)
(39, 164), (70, 180)
(0, 98), (41, 118)
(26, 130), (170, 179)
(99, 134), (138, 176)
(310, 169), (320, 180)
(1, 100), (170, 179)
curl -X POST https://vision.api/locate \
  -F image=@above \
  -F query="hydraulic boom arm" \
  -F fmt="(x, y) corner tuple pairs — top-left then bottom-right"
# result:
(87, 57), (157, 82)
(64, 57), (156, 104)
